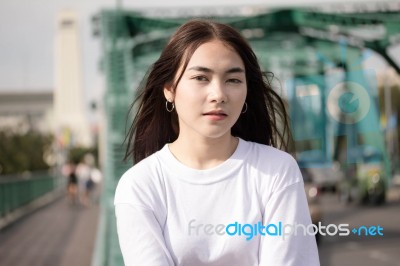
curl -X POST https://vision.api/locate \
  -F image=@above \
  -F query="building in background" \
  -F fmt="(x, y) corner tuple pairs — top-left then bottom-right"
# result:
(0, 90), (53, 134)
(54, 10), (92, 148)
(0, 9), (95, 172)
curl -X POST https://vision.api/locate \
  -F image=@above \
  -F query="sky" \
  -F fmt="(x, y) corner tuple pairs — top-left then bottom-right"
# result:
(0, 0), (398, 106)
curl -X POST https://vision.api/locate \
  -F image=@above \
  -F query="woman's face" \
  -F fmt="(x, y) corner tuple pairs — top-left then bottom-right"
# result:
(164, 40), (247, 141)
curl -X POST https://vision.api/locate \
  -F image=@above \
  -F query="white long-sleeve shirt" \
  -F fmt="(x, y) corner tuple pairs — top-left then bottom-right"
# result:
(115, 138), (320, 266)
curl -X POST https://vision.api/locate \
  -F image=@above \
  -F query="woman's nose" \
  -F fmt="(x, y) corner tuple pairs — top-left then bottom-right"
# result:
(209, 81), (227, 103)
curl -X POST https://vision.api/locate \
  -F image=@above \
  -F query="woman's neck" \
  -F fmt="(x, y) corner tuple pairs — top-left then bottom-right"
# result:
(168, 134), (238, 170)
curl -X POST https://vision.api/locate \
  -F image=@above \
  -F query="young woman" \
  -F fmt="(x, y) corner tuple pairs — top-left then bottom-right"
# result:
(115, 19), (320, 266)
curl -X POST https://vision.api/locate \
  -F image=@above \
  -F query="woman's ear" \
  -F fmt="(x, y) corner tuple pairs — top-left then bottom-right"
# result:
(163, 84), (175, 102)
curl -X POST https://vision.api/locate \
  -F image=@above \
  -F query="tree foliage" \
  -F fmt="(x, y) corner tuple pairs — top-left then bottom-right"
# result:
(0, 129), (53, 175)
(378, 84), (400, 171)
(68, 146), (98, 165)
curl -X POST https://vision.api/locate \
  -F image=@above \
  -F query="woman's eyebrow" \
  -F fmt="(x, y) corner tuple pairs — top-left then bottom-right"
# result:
(187, 66), (245, 74)
(187, 66), (212, 73)
(226, 67), (245, 74)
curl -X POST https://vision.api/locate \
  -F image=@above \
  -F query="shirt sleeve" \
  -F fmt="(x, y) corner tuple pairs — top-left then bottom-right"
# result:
(258, 161), (320, 266)
(114, 162), (175, 266)
(115, 203), (175, 266)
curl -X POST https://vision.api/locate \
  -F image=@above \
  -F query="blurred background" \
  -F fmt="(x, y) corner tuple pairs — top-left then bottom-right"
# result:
(0, 0), (399, 266)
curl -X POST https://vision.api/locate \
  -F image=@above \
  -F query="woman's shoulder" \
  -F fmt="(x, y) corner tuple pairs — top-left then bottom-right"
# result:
(114, 150), (165, 206)
(242, 139), (297, 167)
(120, 152), (161, 182)
(241, 139), (302, 191)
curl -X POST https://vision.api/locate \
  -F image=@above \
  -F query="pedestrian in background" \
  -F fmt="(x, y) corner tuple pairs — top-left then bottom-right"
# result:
(65, 161), (78, 205)
(89, 167), (102, 204)
(76, 154), (93, 207)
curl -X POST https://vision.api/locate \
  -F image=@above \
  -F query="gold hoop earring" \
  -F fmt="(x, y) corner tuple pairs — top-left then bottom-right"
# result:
(166, 100), (175, 112)
(241, 102), (248, 114)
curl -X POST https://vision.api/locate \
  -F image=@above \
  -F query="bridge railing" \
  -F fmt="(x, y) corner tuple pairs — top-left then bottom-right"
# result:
(0, 171), (66, 229)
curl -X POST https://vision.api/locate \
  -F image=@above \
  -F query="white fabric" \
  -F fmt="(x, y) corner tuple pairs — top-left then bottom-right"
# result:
(115, 138), (320, 266)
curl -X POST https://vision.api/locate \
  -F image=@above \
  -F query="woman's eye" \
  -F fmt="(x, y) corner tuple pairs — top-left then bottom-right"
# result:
(193, 76), (208, 81)
(227, 79), (242, 84)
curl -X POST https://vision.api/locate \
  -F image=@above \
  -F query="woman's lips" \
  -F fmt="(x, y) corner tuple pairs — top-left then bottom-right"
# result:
(203, 112), (227, 121)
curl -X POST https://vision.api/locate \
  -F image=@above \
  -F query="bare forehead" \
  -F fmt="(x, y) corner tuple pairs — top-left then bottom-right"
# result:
(185, 40), (244, 71)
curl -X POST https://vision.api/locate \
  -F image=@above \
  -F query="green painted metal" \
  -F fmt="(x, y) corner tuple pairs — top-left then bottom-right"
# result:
(0, 173), (65, 219)
(92, 10), (138, 266)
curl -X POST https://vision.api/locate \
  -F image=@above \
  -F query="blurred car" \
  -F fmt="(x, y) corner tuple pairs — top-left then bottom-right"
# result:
(338, 145), (387, 205)
(298, 150), (345, 193)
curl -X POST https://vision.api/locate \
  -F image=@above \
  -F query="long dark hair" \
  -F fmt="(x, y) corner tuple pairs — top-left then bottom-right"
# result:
(124, 19), (292, 163)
